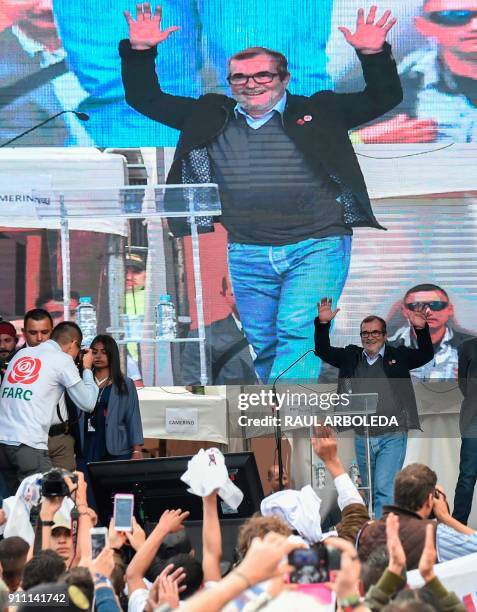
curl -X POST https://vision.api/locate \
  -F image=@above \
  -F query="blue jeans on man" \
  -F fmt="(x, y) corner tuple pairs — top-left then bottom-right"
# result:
(453, 435), (477, 525)
(355, 431), (408, 519)
(227, 235), (352, 383)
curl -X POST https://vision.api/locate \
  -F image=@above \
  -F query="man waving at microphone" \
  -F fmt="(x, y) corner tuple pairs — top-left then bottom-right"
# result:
(314, 298), (434, 517)
(0, 322), (98, 495)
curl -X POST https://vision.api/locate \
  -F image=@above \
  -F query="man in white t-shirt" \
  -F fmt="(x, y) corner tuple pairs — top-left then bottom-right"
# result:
(0, 321), (98, 495)
(22, 308), (78, 471)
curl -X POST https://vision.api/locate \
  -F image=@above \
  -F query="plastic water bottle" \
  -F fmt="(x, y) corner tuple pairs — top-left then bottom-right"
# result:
(77, 296), (97, 347)
(155, 294), (177, 339)
(349, 461), (360, 488)
(315, 461), (326, 489)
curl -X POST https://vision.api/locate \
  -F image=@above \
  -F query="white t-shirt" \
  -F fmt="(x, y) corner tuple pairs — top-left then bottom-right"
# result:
(127, 588), (149, 612)
(0, 340), (81, 450)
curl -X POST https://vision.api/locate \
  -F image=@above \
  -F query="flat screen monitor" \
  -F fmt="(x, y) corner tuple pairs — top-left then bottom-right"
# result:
(88, 452), (263, 528)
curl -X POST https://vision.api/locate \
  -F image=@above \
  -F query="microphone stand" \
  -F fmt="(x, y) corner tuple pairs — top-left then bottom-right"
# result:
(0, 110), (89, 147)
(271, 349), (316, 491)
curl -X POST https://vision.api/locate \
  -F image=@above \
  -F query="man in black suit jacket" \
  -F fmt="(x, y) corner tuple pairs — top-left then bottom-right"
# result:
(314, 297), (433, 517)
(119, 4), (403, 385)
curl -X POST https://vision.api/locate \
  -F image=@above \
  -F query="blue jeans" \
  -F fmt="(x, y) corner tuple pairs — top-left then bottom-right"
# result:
(355, 431), (408, 519)
(453, 437), (477, 525)
(227, 235), (351, 383)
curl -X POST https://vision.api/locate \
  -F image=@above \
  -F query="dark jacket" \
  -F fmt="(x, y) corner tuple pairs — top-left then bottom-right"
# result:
(336, 503), (370, 545)
(314, 320), (434, 430)
(357, 504), (435, 570)
(119, 40), (403, 237)
(458, 337), (477, 434)
(77, 377), (144, 456)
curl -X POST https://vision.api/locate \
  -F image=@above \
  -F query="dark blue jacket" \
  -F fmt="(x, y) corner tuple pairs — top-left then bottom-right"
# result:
(77, 377), (144, 456)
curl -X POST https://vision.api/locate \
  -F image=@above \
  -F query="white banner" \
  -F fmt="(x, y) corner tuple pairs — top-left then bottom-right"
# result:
(407, 553), (477, 610)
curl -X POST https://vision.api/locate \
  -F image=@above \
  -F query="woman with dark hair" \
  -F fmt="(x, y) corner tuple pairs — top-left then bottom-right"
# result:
(76, 335), (144, 467)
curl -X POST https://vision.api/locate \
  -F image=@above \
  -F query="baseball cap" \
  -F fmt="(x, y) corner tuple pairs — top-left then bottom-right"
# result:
(52, 511), (71, 534)
(125, 253), (146, 271)
(0, 322), (17, 339)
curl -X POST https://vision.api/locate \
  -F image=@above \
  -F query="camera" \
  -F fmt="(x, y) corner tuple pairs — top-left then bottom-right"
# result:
(288, 543), (341, 584)
(41, 468), (77, 498)
(74, 348), (87, 369)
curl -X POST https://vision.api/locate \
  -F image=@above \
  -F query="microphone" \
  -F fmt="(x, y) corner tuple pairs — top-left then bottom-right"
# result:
(271, 349), (316, 491)
(0, 110), (90, 147)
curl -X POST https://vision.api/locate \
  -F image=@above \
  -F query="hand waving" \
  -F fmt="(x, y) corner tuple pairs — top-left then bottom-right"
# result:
(406, 304), (430, 330)
(317, 297), (340, 324)
(311, 426), (338, 464)
(157, 508), (190, 534)
(124, 3), (180, 50)
(418, 524), (436, 583)
(338, 6), (396, 54)
(385, 513), (406, 575)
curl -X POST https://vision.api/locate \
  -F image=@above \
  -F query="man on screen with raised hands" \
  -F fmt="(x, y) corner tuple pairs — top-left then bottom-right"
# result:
(119, 4), (403, 384)
(314, 298), (434, 518)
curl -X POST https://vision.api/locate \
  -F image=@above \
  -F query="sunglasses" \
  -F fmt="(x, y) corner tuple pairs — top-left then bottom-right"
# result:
(405, 301), (449, 312)
(425, 10), (477, 26)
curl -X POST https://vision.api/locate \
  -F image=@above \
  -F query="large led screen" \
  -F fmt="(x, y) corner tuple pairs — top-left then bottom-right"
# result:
(1, 0), (476, 146)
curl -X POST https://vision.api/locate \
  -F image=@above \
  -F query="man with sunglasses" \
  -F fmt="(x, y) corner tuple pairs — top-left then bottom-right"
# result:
(388, 283), (471, 380)
(120, 4), (402, 384)
(314, 297), (434, 517)
(355, 0), (477, 143)
(0, 322), (98, 495)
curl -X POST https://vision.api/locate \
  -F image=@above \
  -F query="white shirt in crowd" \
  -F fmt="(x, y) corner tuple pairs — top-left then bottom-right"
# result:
(0, 340), (98, 450)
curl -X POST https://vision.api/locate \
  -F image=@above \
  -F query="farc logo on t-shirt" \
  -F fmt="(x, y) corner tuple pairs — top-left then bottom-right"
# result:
(7, 357), (42, 385)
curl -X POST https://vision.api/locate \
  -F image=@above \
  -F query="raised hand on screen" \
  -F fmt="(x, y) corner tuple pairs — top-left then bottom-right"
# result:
(124, 3), (180, 50)
(355, 114), (438, 144)
(317, 297), (340, 324)
(406, 303), (430, 330)
(338, 6), (396, 54)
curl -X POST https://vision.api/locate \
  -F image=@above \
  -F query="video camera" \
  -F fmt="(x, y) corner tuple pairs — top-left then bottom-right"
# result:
(41, 468), (77, 498)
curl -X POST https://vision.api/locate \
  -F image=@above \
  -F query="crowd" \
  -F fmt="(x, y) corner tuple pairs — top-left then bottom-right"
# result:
(1, 2), (477, 609)
(0, 306), (476, 611)
(0, 429), (474, 612)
